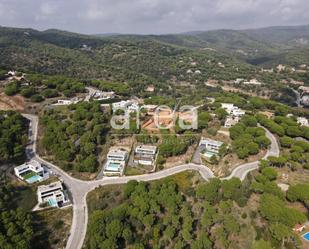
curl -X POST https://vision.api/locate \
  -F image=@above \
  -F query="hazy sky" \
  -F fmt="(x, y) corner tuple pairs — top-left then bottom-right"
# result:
(0, 0), (309, 34)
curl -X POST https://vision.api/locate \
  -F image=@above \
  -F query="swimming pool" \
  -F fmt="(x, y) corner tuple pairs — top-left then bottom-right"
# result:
(48, 198), (58, 207)
(203, 151), (217, 158)
(303, 232), (309, 241)
(26, 175), (42, 184)
(106, 162), (121, 172)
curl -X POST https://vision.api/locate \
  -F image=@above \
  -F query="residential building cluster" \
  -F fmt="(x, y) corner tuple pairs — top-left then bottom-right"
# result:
(221, 103), (245, 128)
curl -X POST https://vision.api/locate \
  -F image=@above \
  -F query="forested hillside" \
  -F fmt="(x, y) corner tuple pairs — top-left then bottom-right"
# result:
(1, 25), (309, 85)
(0, 111), (28, 163)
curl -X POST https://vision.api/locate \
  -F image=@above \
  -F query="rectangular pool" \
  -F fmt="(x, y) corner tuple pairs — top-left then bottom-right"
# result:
(48, 198), (58, 207)
(106, 162), (121, 172)
(303, 232), (309, 241)
(26, 175), (42, 184)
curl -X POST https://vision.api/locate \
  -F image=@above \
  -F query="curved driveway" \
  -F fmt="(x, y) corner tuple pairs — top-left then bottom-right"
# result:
(22, 113), (279, 249)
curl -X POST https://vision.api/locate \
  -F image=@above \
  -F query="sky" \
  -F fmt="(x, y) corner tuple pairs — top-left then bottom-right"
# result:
(0, 0), (309, 34)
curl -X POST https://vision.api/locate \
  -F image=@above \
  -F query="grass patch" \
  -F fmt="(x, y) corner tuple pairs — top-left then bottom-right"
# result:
(22, 171), (38, 180)
(124, 166), (145, 176)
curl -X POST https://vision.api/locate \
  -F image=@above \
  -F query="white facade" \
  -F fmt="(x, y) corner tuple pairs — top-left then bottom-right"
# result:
(224, 116), (240, 128)
(104, 149), (128, 176)
(234, 78), (245, 84)
(107, 149), (128, 161)
(243, 79), (262, 85)
(221, 103), (245, 117)
(55, 97), (80, 106)
(297, 117), (309, 127)
(199, 138), (223, 154)
(37, 181), (67, 207)
(134, 145), (157, 166)
(112, 100), (139, 113)
(93, 91), (115, 100)
(14, 160), (44, 180)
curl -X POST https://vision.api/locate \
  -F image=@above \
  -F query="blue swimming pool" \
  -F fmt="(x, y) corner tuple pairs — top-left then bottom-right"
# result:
(26, 175), (42, 184)
(106, 162), (121, 172)
(303, 232), (309, 241)
(48, 198), (58, 207)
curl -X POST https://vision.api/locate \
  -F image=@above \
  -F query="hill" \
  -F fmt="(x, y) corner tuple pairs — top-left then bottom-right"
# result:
(0, 26), (253, 85)
(1, 24), (309, 86)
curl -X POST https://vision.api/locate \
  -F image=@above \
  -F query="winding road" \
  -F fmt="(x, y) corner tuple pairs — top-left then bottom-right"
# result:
(22, 113), (280, 249)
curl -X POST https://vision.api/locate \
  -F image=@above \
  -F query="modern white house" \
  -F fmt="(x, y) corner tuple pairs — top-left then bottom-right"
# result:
(112, 100), (139, 113)
(243, 79), (262, 85)
(297, 117), (309, 127)
(234, 78), (245, 84)
(37, 181), (68, 208)
(103, 149), (129, 176)
(199, 138), (223, 159)
(54, 97), (80, 106)
(93, 91), (115, 100)
(14, 160), (48, 184)
(221, 103), (245, 118)
(134, 145), (157, 166)
(224, 116), (240, 128)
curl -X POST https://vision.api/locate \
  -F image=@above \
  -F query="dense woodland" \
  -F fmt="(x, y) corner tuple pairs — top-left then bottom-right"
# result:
(229, 115), (271, 159)
(0, 176), (34, 249)
(4, 74), (85, 102)
(40, 102), (110, 172)
(0, 111), (28, 163)
(86, 169), (309, 249)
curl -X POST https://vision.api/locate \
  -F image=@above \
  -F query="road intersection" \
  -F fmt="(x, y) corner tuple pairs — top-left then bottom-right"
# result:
(22, 113), (280, 249)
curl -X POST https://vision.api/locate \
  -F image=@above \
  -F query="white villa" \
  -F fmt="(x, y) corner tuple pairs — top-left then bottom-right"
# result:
(134, 145), (157, 166)
(221, 103), (245, 117)
(243, 79), (262, 85)
(14, 160), (48, 184)
(37, 181), (68, 208)
(224, 116), (240, 128)
(199, 138), (223, 158)
(297, 117), (309, 127)
(93, 91), (115, 100)
(112, 100), (139, 113)
(103, 149), (129, 176)
(54, 97), (80, 106)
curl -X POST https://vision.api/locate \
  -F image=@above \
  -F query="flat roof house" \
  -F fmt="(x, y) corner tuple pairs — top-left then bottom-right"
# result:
(103, 149), (128, 176)
(37, 181), (67, 208)
(134, 145), (157, 166)
(93, 91), (115, 100)
(221, 103), (245, 117)
(107, 149), (128, 161)
(199, 138), (223, 158)
(224, 116), (240, 128)
(14, 160), (48, 184)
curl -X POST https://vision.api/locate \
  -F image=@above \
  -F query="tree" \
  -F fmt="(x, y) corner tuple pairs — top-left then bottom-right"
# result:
(247, 142), (259, 155)
(215, 108), (228, 121)
(251, 239), (273, 249)
(261, 167), (278, 181)
(280, 136), (294, 148)
(196, 179), (221, 204)
(198, 112), (211, 130)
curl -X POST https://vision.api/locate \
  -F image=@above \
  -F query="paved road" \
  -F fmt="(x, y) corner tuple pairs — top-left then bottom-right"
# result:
(223, 127), (280, 181)
(21, 113), (279, 249)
